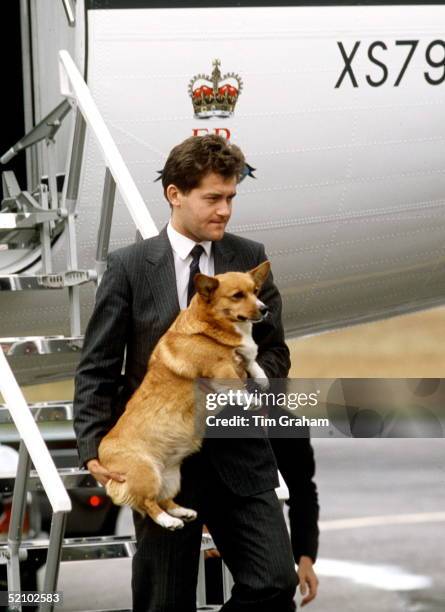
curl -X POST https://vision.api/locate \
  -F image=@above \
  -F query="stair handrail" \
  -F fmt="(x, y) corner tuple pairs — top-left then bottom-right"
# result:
(58, 49), (158, 240)
(0, 347), (71, 513)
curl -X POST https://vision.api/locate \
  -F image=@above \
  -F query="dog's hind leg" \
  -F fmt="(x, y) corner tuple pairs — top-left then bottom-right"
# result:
(157, 466), (198, 523)
(159, 498), (198, 522)
(138, 464), (183, 530)
(144, 499), (185, 530)
(108, 457), (183, 530)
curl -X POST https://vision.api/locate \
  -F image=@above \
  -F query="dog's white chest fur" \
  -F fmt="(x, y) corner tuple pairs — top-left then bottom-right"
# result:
(235, 322), (268, 388)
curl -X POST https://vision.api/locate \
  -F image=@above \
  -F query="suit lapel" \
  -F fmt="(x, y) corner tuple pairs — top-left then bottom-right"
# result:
(144, 226), (180, 333)
(213, 236), (236, 274)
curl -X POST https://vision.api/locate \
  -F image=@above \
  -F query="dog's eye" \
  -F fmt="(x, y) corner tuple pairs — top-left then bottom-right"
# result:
(231, 291), (245, 300)
(253, 287), (259, 295)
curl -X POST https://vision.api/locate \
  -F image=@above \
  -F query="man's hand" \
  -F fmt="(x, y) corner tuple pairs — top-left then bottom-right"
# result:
(203, 524), (220, 560)
(297, 556), (318, 606)
(86, 458), (126, 487)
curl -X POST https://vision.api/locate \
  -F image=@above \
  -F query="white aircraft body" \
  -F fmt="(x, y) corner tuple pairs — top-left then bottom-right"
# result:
(1, 1), (445, 383)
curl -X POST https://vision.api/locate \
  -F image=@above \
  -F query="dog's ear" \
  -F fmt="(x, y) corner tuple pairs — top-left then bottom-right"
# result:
(249, 261), (271, 289)
(194, 274), (219, 301)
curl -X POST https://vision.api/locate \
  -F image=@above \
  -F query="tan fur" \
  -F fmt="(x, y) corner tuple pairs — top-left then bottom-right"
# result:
(98, 261), (270, 529)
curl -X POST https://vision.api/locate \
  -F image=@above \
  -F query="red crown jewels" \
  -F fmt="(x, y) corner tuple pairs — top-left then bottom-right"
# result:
(188, 59), (243, 119)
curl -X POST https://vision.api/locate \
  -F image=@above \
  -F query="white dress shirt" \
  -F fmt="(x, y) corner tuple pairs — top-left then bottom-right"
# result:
(166, 220), (214, 309)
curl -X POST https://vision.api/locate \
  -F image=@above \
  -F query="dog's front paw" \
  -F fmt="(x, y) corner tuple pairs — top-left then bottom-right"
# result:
(168, 506), (198, 522)
(156, 511), (184, 530)
(248, 363), (269, 390)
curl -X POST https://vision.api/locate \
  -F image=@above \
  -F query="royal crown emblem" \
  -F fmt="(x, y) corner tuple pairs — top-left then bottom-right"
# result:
(188, 59), (243, 119)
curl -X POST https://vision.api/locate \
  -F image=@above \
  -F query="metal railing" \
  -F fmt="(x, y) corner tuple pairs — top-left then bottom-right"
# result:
(0, 347), (71, 612)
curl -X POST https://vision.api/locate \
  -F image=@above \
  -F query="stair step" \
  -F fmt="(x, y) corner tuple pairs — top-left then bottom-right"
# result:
(0, 336), (83, 356)
(0, 401), (75, 444)
(0, 468), (95, 494)
(0, 533), (217, 562)
(0, 535), (136, 562)
(0, 211), (61, 229)
(0, 400), (73, 424)
(0, 271), (95, 290)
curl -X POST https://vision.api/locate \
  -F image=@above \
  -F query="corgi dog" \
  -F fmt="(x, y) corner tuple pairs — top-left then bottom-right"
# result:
(98, 260), (271, 530)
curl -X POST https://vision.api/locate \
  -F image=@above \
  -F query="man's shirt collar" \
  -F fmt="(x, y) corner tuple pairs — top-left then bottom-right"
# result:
(167, 220), (212, 261)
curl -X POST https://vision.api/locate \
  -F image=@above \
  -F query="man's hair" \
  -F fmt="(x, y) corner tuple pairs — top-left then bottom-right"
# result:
(162, 134), (245, 201)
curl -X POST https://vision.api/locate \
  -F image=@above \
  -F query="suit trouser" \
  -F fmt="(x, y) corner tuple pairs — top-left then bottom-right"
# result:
(131, 459), (297, 612)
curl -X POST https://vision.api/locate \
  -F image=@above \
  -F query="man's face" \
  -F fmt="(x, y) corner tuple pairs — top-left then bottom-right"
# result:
(167, 172), (237, 242)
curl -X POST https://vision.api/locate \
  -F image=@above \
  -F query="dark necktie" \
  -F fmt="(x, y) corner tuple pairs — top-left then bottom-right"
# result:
(187, 244), (205, 306)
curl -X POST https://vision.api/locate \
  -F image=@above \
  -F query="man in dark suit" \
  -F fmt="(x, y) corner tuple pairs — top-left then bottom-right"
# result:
(73, 134), (319, 611)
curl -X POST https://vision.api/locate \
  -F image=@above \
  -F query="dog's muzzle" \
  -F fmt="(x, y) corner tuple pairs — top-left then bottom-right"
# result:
(251, 304), (269, 323)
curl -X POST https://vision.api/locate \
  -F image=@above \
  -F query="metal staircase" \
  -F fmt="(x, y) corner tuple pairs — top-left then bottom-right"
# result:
(0, 50), (229, 611)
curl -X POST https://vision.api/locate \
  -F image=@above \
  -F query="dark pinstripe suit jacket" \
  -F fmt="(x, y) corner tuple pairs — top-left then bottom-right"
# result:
(73, 226), (319, 561)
